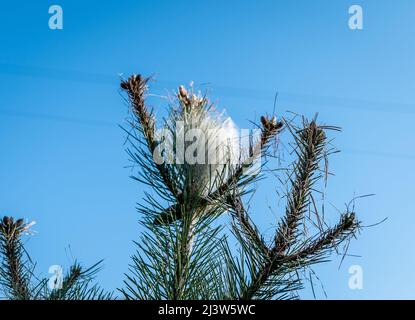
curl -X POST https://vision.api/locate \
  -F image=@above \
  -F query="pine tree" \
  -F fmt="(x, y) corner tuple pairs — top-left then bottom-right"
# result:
(0, 74), (361, 300)
(119, 74), (361, 300)
(0, 216), (111, 299)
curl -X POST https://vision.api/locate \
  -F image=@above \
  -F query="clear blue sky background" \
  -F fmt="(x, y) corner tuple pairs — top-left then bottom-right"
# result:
(0, 0), (414, 299)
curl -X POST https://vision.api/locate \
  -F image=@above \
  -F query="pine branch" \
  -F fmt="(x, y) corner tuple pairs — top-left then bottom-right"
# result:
(172, 211), (195, 299)
(224, 119), (360, 300)
(274, 119), (327, 253)
(240, 212), (359, 300)
(48, 263), (81, 300)
(0, 216), (109, 300)
(228, 193), (270, 257)
(121, 212), (225, 300)
(0, 216), (33, 300)
(283, 212), (358, 264)
(48, 260), (111, 300)
(121, 74), (180, 199)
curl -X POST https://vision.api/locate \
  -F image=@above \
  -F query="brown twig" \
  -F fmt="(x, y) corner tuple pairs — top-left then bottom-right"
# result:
(121, 75), (180, 199)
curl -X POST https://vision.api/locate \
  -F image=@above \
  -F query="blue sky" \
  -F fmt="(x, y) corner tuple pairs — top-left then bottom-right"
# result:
(0, 0), (414, 299)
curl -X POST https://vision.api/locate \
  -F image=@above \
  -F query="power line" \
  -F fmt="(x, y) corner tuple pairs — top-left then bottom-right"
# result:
(342, 148), (415, 161)
(0, 63), (116, 86)
(0, 63), (414, 160)
(1, 62), (414, 115)
(1, 108), (414, 161)
(0, 108), (115, 128)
